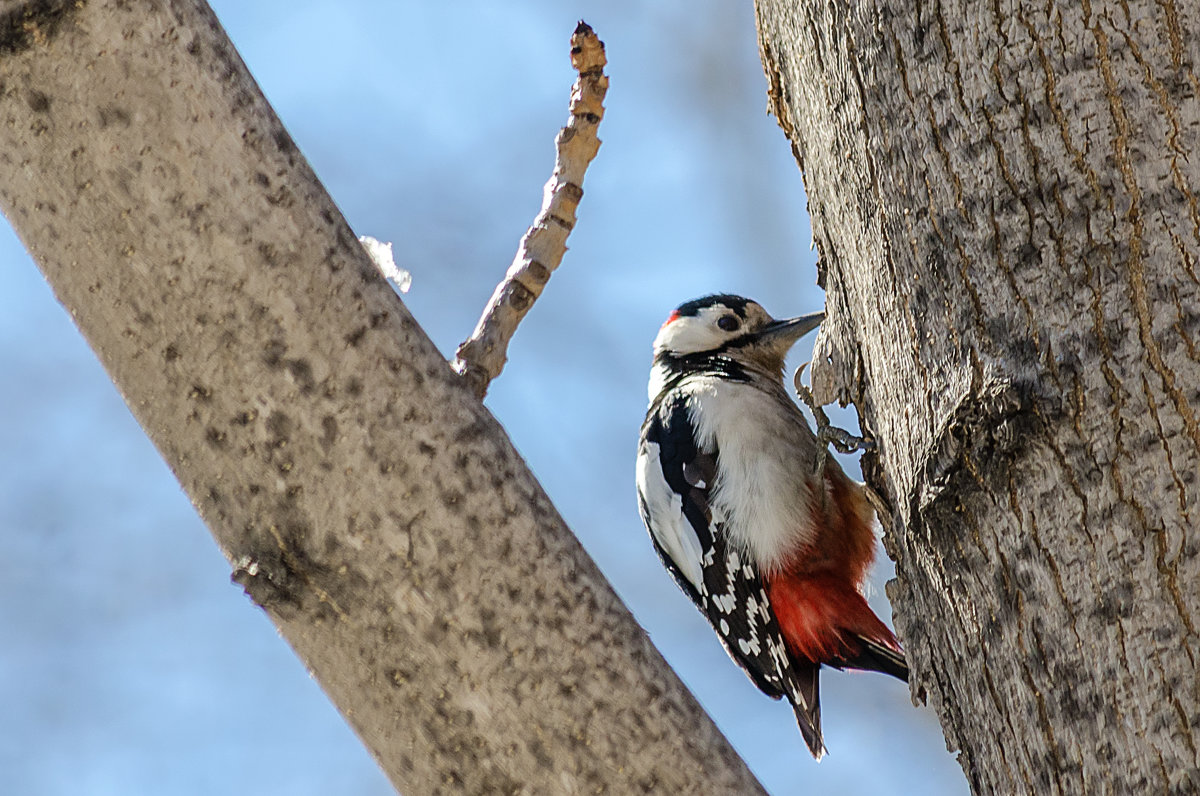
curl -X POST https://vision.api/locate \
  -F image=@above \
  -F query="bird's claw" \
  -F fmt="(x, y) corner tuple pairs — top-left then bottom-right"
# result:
(823, 427), (876, 455)
(792, 364), (875, 475)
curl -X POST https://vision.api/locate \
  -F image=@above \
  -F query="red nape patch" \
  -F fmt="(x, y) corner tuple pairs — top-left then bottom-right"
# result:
(766, 570), (900, 665)
(660, 310), (681, 329)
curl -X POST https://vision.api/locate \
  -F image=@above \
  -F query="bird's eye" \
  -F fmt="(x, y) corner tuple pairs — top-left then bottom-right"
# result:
(717, 315), (740, 332)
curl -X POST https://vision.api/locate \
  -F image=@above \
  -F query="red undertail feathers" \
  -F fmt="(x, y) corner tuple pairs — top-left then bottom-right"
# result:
(766, 570), (907, 681)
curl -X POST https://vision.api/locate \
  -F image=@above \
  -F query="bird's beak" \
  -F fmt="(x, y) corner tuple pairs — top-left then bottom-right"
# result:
(751, 311), (825, 351)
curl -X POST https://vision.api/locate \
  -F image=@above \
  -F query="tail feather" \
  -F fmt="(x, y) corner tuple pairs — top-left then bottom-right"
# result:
(766, 569), (907, 757)
(766, 570), (903, 669)
(788, 661), (827, 760)
(846, 635), (909, 682)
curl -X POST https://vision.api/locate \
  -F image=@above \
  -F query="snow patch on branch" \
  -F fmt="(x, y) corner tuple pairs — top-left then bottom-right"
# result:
(359, 235), (412, 293)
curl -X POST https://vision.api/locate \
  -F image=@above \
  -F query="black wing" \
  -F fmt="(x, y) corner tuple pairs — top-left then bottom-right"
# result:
(638, 391), (806, 704)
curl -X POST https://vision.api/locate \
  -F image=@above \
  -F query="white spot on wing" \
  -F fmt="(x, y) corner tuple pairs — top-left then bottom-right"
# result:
(636, 440), (705, 591)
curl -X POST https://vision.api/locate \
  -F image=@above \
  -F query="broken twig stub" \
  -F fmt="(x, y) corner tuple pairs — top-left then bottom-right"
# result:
(453, 21), (608, 399)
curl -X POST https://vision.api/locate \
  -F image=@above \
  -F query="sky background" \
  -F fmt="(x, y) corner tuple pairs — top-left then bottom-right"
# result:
(0, 2), (966, 794)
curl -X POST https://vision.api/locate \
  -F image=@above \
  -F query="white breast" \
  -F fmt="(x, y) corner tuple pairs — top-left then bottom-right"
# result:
(685, 376), (820, 572)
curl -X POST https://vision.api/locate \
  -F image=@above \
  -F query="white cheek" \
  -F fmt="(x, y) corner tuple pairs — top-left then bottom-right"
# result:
(653, 316), (726, 354)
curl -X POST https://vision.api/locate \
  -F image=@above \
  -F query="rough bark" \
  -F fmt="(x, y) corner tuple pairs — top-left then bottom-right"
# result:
(0, 1), (765, 793)
(756, 0), (1200, 793)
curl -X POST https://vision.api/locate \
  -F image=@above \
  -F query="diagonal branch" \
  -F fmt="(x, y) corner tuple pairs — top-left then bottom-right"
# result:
(0, 3), (763, 793)
(454, 21), (608, 399)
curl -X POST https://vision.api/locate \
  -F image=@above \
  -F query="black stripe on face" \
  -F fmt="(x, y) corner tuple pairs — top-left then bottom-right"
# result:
(654, 351), (751, 385)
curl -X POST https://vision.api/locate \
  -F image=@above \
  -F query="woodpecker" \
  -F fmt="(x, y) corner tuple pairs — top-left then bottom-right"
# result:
(635, 294), (906, 759)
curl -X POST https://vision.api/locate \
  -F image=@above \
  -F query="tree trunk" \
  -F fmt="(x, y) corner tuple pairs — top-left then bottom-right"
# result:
(0, 1), (766, 793)
(756, 0), (1200, 792)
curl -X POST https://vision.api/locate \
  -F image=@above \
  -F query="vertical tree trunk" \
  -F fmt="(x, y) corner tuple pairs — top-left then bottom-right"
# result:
(756, 0), (1200, 792)
(0, 1), (766, 792)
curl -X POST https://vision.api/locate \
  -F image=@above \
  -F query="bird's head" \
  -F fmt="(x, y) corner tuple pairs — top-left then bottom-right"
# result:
(649, 294), (824, 397)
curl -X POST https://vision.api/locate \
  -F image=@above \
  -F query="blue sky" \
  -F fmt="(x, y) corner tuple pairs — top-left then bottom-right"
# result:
(0, 2), (965, 793)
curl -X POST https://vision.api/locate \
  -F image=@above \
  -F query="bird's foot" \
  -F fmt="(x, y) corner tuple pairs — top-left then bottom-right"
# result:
(792, 364), (875, 476)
